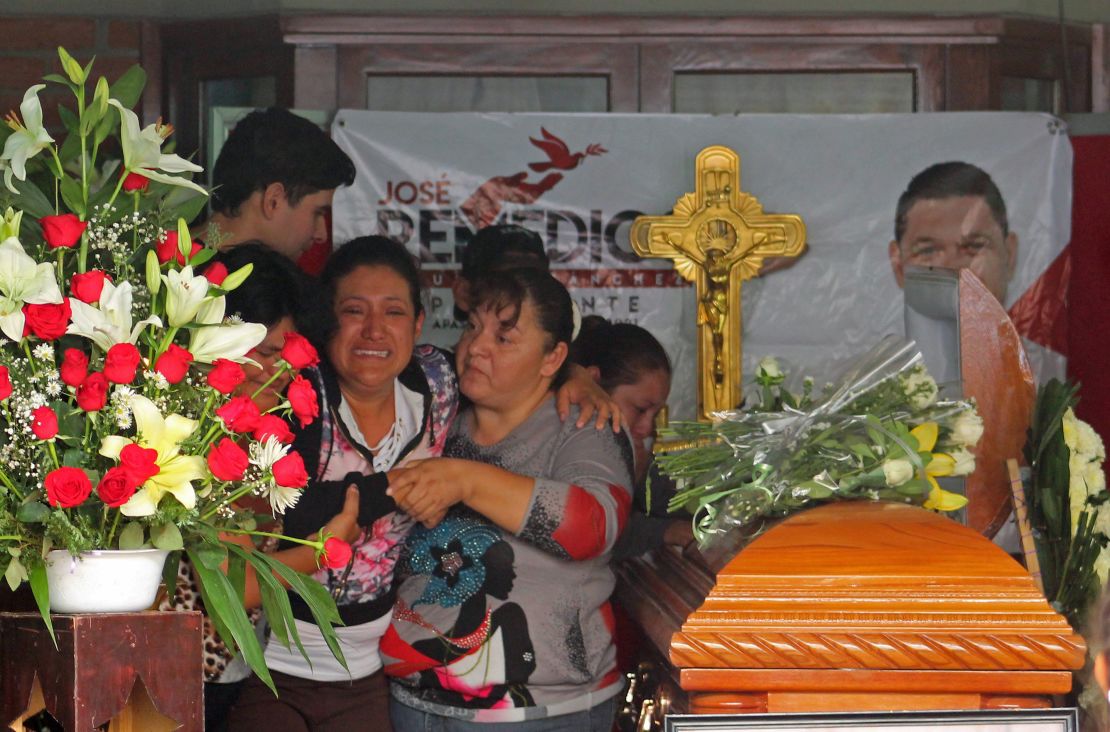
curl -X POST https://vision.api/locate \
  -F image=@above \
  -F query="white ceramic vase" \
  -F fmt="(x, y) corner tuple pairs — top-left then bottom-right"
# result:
(44, 548), (169, 613)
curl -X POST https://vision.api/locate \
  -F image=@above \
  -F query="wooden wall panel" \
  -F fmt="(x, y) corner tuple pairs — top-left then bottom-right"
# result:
(336, 43), (639, 112)
(282, 14), (1093, 117)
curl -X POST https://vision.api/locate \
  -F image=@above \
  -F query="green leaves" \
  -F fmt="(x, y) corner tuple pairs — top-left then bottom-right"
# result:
(4, 554), (28, 591)
(117, 521), (145, 549)
(151, 522), (183, 551)
(60, 175), (86, 220)
(188, 544), (274, 692)
(1023, 378), (1097, 632)
(16, 500), (49, 523)
(29, 561), (55, 647)
(109, 64), (146, 110)
(183, 539), (346, 695)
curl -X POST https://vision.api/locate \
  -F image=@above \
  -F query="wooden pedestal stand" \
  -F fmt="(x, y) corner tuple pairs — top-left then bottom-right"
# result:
(0, 612), (203, 731)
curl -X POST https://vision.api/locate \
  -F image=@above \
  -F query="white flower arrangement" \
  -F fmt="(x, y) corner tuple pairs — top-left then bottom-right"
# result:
(0, 47), (347, 692)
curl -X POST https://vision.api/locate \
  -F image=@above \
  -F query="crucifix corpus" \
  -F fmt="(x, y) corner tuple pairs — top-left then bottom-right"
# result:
(630, 146), (806, 420)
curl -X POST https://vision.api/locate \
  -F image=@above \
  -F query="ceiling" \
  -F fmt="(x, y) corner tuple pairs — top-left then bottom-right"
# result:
(6, 0), (1110, 23)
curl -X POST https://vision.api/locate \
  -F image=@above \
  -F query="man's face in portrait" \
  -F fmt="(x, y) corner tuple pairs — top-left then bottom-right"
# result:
(888, 194), (1019, 303)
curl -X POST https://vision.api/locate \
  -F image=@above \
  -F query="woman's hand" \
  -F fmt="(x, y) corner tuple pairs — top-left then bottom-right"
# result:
(320, 484), (361, 543)
(662, 518), (695, 550)
(557, 364), (622, 432)
(388, 459), (470, 528)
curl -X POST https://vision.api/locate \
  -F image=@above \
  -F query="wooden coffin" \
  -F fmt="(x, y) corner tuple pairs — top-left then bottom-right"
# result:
(615, 501), (1084, 720)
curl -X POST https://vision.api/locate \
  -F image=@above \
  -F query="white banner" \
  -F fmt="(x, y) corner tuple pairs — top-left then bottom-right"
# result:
(332, 112), (1071, 419)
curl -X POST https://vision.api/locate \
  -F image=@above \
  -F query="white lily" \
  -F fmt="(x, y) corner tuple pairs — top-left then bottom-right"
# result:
(186, 294), (265, 364)
(190, 320), (266, 364)
(109, 99), (206, 196)
(100, 395), (206, 516)
(1, 85), (55, 194)
(195, 295), (224, 325)
(67, 280), (161, 350)
(0, 236), (63, 341)
(162, 266), (210, 327)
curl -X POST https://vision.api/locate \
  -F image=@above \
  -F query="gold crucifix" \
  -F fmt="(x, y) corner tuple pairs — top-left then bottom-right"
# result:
(630, 146), (806, 420)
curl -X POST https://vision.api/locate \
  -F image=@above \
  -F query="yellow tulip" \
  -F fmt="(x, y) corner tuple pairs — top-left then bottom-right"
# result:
(911, 422), (969, 512)
(910, 422), (938, 452)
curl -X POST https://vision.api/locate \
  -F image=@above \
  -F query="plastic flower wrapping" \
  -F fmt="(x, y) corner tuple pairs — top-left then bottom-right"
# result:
(655, 338), (981, 551)
(0, 48), (344, 690)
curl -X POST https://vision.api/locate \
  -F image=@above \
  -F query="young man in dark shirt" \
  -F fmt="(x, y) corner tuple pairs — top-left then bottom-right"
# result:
(205, 108), (356, 261)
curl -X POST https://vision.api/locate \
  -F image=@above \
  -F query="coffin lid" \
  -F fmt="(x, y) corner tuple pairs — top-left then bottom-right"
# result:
(670, 501), (1085, 673)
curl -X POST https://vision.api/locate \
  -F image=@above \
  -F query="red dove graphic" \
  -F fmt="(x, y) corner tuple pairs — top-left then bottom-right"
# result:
(527, 128), (607, 172)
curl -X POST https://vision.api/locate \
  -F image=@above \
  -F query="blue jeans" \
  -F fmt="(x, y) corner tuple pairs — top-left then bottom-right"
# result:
(389, 695), (618, 732)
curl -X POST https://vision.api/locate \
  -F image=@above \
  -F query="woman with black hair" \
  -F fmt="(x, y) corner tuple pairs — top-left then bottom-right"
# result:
(570, 316), (694, 558)
(382, 268), (633, 731)
(230, 237), (616, 732)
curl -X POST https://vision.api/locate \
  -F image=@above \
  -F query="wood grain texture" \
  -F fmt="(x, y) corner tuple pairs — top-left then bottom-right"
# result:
(959, 268), (1036, 537)
(0, 612), (203, 731)
(618, 501), (1082, 714)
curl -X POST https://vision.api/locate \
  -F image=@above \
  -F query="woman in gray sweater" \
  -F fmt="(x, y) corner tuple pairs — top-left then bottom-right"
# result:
(382, 268), (633, 731)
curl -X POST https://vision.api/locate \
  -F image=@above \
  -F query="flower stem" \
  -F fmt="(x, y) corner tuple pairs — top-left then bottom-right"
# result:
(22, 341), (38, 377)
(77, 84), (88, 212)
(156, 326), (180, 358)
(105, 511), (121, 548)
(250, 363), (292, 403)
(46, 441), (60, 470)
(222, 527), (321, 552)
(78, 229), (89, 274)
(103, 173), (126, 211)
(0, 469), (23, 501)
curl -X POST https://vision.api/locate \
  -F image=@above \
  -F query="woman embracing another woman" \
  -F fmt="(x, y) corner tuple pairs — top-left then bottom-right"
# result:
(382, 268), (633, 731)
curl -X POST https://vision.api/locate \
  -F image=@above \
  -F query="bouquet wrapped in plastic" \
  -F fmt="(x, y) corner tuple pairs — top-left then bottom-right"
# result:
(657, 338), (982, 551)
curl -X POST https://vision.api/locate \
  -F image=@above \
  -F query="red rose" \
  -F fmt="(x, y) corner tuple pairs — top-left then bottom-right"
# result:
(44, 466), (92, 508)
(75, 372), (109, 412)
(286, 375), (319, 427)
(40, 213), (87, 249)
(207, 438), (249, 482)
(119, 443), (160, 486)
(156, 231), (202, 266)
(70, 270), (109, 304)
(206, 358), (245, 394)
(121, 170), (149, 192)
(272, 451), (308, 488)
(0, 366), (10, 401)
(203, 262), (228, 286)
(216, 394), (262, 433)
(321, 537), (353, 569)
(30, 406), (58, 440)
(23, 299), (72, 341)
(96, 466), (137, 508)
(280, 332), (319, 370)
(155, 343), (193, 384)
(103, 342), (141, 384)
(59, 348), (89, 387)
(253, 414), (294, 444)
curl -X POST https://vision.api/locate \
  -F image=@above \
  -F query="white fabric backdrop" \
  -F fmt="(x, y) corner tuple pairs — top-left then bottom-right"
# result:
(332, 112), (1071, 419)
